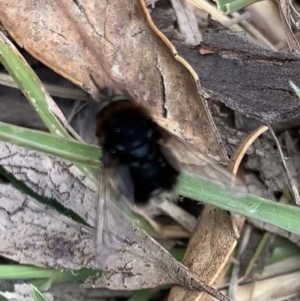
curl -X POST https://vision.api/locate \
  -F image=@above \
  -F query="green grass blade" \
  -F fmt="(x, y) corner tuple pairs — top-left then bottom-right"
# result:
(0, 33), (68, 139)
(0, 265), (97, 282)
(0, 265), (54, 279)
(30, 284), (49, 301)
(1, 120), (300, 238)
(0, 121), (158, 234)
(1, 29), (300, 248)
(32, 278), (53, 292)
(176, 173), (300, 235)
(244, 232), (272, 277)
(290, 81), (300, 99)
(267, 237), (300, 264)
(0, 121), (100, 167)
(0, 32), (96, 183)
(215, 0), (263, 13)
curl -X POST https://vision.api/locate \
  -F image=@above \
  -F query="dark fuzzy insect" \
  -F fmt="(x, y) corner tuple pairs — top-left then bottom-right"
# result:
(93, 90), (245, 263)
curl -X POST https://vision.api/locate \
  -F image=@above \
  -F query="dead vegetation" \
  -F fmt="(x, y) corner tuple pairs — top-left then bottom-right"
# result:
(0, 0), (300, 301)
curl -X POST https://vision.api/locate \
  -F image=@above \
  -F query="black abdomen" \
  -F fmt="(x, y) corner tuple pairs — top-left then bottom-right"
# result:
(97, 100), (179, 204)
(129, 153), (179, 203)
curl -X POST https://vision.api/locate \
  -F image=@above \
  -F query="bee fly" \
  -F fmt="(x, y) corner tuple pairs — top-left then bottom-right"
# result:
(94, 89), (245, 263)
(96, 94), (179, 204)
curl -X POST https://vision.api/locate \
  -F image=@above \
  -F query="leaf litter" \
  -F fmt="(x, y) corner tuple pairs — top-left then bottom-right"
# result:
(0, 0), (263, 300)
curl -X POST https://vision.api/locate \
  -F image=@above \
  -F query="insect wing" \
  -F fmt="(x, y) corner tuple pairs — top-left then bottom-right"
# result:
(159, 126), (247, 197)
(94, 154), (134, 269)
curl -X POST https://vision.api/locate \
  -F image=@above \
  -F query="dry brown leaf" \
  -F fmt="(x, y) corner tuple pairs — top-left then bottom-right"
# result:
(218, 126), (269, 300)
(0, 142), (229, 301)
(219, 271), (300, 301)
(168, 206), (239, 301)
(168, 126), (269, 301)
(0, 0), (237, 299)
(0, 0), (225, 160)
(227, 126), (269, 177)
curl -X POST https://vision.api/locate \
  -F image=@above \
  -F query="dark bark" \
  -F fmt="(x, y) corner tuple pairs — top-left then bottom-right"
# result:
(175, 31), (300, 123)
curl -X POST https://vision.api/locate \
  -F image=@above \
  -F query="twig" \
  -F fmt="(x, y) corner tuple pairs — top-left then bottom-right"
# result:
(268, 125), (300, 205)
(228, 224), (252, 300)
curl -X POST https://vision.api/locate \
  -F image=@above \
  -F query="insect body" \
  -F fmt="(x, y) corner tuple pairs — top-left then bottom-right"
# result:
(94, 92), (245, 263)
(96, 97), (179, 204)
